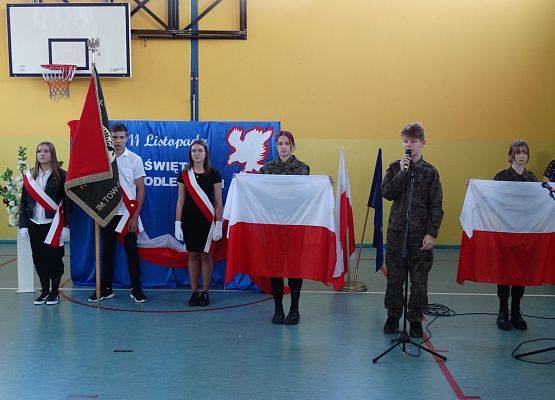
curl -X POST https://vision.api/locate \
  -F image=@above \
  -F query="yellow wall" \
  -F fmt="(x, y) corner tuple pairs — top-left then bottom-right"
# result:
(1, 0), (553, 243)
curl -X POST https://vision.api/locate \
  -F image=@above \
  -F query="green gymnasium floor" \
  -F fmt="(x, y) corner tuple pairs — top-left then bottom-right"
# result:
(0, 245), (553, 400)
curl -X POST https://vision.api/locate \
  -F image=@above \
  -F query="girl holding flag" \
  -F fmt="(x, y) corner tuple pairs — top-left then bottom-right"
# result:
(493, 139), (537, 331)
(19, 142), (70, 305)
(175, 140), (223, 306)
(260, 130), (310, 325)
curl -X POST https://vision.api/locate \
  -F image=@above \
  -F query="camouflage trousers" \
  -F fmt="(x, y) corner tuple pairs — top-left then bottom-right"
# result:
(384, 229), (434, 322)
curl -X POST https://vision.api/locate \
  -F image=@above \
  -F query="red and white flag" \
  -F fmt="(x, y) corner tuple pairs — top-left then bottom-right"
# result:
(331, 149), (355, 290)
(223, 174), (336, 284)
(457, 180), (555, 286)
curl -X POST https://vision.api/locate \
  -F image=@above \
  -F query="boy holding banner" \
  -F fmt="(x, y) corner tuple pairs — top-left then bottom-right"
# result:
(88, 123), (147, 303)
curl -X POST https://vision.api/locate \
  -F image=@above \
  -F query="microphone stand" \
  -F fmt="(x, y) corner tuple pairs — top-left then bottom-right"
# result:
(372, 170), (446, 363)
(513, 183), (554, 359)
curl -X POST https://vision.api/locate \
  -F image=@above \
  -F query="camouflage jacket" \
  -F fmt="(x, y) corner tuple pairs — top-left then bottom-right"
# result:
(493, 167), (537, 182)
(260, 155), (310, 175)
(382, 157), (443, 238)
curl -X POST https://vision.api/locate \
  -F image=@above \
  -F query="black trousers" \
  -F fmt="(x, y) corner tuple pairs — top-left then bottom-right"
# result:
(270, 277), (303, 306)
(497, 285), (525, 301)
(28, 221), (64, 288)
(270, 277), (303, 293)
(101, 216), (141, 291)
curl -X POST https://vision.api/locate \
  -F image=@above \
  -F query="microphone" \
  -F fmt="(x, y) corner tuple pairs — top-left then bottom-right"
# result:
(402, 149), (412, 173)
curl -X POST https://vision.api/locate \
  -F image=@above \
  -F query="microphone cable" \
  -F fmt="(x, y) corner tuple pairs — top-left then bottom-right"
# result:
(395, 303), (555, 363)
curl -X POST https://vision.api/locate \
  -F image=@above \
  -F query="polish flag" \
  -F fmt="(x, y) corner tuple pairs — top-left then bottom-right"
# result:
(223, 174), (336, 284)
(331, 149), (355, 290)
(457, 180), (555, 286)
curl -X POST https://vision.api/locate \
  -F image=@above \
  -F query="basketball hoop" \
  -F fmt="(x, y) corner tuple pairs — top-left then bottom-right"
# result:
(41, 64), (77, 101)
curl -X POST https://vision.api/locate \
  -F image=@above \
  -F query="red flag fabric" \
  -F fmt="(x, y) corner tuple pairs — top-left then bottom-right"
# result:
(64, 67), (121, 226)
(331, 148), (355, 290)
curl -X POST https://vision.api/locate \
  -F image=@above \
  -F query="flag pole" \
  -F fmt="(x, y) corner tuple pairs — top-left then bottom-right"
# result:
(89, 38), (101, 309)
(95, 222), (101, 309)
(341, 219), (368, 292)
(352, 208), (371, 284)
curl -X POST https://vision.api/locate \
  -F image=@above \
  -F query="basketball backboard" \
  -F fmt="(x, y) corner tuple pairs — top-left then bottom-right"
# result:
(7, 2), (131, 77)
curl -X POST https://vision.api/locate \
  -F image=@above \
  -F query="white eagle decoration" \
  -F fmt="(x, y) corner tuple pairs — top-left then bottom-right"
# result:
(226, 127), (273, 172)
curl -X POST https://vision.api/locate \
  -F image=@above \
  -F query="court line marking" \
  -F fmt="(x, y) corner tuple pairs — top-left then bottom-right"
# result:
(58, 278), (274, 314)
(0, 257), (17, 268)
(0, 287), (553, 297)
(421, 333), (481, 400)
(59, 291), (273, 314)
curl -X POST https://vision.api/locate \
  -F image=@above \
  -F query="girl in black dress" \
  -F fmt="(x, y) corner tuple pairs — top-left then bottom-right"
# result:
(175, 140), (223, 306)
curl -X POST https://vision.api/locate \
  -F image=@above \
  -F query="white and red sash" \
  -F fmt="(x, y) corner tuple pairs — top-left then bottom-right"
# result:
(115, 179), (144, 236)
(23, 170), (65, 247)
(182, 168), (215, 253)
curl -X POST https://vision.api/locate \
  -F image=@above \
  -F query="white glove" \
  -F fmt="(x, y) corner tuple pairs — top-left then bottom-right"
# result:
(19, 228), (29, 240)
(212, 221), (223, 241)
(61, 227), (70, 243)
(174, 221), (183, 241)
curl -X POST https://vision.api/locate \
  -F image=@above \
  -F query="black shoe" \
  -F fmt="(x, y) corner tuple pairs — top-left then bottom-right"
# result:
(409, 322), (423, 338)
(510, 312), (528, 330)
(383, 317), (400, 334)
(198, 291), (210, 306)
(272, 307), (285, 324)
(88, 288), (115, 302)
(130, 290), (147, 303)
(46, 292), (60, 305)
(34, 290), (50, 305)
(188, 291), (200, 306)
(284, 308), (300, 325)
(497, 311), (511, 331)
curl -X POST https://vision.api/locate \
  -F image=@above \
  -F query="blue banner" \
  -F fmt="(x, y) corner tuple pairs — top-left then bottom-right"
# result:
(70, 121), (279, 290)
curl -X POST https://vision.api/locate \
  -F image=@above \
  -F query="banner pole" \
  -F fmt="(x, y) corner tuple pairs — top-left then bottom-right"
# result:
(341, 208), (368, 292)
(95, 222), (101, 309)
(353, 207), (370, 284)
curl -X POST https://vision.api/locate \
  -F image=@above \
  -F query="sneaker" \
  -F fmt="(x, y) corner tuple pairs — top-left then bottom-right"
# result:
(130, 290), (147, 303)
(510, 312), (528, 330)
(496, 311), (511, 331)
(198, 291), (210, 307)
(88, 289), (115, 302)
(383, 316), (400, 334)
(46, 292), (60, 305)
(34, 291), (50, 305)
(409, 321), (423, 338)
(188, 291), (200, 306)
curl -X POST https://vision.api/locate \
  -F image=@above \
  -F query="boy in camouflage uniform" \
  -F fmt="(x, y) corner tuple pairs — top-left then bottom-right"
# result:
(382, 122), (444, 338)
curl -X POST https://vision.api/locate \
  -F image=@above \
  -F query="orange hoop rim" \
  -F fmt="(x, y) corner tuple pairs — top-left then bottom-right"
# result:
(40, 64), (77, 101)
(41, 64), (77, 71)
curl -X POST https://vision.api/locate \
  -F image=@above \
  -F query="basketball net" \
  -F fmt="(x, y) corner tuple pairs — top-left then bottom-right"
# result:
(41, 64), (77, 101)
